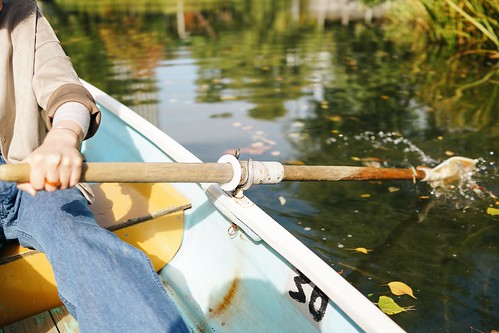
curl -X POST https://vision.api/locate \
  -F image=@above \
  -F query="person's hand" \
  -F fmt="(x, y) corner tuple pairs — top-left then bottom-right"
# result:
(17, 121), (83, 195)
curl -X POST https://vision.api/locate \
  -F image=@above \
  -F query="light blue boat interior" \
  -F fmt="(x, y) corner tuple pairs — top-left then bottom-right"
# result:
(82, 104), (364, 333)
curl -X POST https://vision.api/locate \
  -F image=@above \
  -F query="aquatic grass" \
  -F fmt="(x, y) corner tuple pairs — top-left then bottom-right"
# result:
(382, 0), (498, 136)
(386, 0), (499, 57)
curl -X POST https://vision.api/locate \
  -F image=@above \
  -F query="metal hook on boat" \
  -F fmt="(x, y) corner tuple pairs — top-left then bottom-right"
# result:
(227, 223), (239, 238)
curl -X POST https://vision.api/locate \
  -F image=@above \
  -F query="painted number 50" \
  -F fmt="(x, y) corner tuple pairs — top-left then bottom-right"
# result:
(289, 270), (329, 322)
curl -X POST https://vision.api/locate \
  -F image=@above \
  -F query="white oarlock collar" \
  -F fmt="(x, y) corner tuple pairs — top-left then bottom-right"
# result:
(217, 154), (242, 192)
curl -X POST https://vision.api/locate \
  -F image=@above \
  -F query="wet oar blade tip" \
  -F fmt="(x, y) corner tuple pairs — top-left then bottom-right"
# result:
(420, 156), (477, 185)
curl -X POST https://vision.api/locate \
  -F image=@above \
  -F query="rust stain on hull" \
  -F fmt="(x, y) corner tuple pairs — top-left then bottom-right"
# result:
(208, 277), (240, 318)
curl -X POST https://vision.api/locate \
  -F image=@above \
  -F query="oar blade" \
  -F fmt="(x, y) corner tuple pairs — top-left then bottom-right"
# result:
(420, 156), (477, 188)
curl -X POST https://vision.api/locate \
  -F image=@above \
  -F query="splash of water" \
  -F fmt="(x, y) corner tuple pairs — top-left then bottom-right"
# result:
(351, 132), (497, 203)
(353, 131), (438, 165)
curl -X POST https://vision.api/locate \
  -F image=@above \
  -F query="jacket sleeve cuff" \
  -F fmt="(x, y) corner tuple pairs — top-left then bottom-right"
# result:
(53, 102), (91, 138)
(45, 83), (101, 139)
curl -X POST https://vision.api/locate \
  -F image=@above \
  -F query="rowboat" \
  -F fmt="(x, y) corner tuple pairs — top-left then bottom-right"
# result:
(0, 81), (406, 332)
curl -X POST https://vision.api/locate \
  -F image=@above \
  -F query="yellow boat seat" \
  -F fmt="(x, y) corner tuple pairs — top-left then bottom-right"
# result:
(0, 183), (191, 327)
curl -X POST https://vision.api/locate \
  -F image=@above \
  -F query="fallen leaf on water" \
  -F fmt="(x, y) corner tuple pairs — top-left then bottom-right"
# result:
(278, 196), (286, 206)
(380, 95), (390, 100)
(386, 281), (417, 299)
(353, 247), (371, 254)
(445, 150), (455, 156)
(486, 207), (499, 216)
(327, 115), (342, 122)
(360, 194), (371, 198)
(388, 187), (400, 193)
(377, 296), (415, 315)
(351, 156), (361, 161)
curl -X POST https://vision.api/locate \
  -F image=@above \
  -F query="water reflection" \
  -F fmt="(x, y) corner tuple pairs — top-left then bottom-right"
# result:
(41, 0), (498, 331)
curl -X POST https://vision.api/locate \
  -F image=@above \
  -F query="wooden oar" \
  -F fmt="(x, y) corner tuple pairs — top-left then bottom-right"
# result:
(0, 156), (476, 191)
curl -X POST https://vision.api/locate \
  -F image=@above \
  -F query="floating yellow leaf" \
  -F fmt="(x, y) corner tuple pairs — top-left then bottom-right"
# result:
(388, 187), (400, 193)
(327, 115), (342, 122)
(360, 194), (371, 198)
(487, 207), (499, 216)
(345, 247), (372, 254)
(445, 150), (455, 156)
(354, 247), (371, 254)
(351, 156), (361, 161)
(387, 281), (417, 299)
(377, 296), (414, 315)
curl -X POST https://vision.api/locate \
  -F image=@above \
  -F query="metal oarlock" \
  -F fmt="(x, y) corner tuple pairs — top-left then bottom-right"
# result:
(240, 160), (284, 188)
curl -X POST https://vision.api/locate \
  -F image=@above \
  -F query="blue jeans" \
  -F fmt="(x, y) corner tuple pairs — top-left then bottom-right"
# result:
(0, 160), (188, 332)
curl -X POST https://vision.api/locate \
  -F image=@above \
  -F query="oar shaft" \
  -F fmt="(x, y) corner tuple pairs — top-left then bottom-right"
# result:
(0, 162), (234, 184)
(0, 161), (428, 185)
(81, 162), (234, 183)
(282, 165), (426, 181)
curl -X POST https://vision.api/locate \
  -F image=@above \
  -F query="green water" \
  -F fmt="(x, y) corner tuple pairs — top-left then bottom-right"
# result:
(41, 0), (498, 331)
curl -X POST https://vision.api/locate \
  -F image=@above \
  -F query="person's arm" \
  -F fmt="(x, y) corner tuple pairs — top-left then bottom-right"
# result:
(17, 102), (91, 195)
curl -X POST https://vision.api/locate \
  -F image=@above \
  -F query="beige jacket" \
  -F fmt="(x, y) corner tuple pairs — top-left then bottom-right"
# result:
(0, 0), (100, 163)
